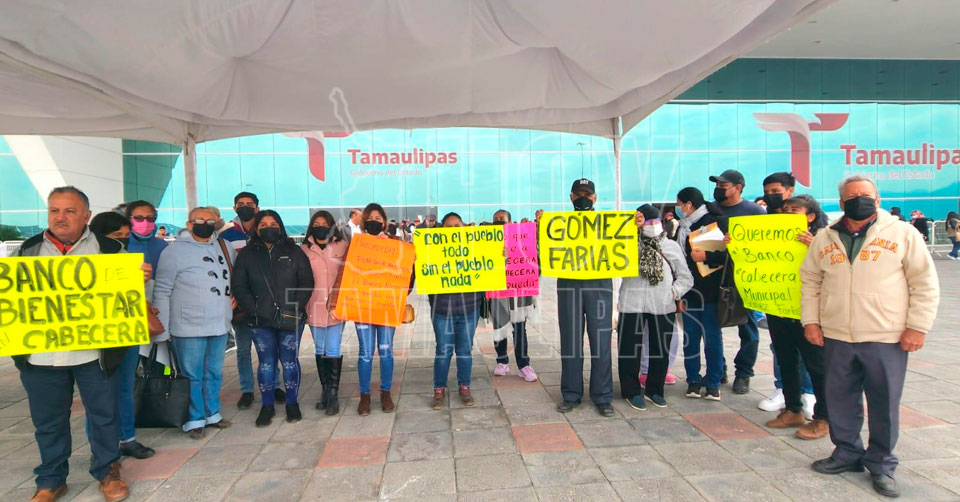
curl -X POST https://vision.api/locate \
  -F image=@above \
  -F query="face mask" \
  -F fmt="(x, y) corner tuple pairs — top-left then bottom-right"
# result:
(131, 220), (156, 238)
(763, 193), (784, 211)
(572, 196), (593, 211)
(675, 206), (685, 219)
(642, 224), (663, 238)
(364, 220), (384, 235)
(843, 196), (877, 221)
(236, 206), (256, 222)
(493, 221), (507, 225)
(259, 227), (282, 244)
(713, 187), (729, 204)
(310, 226), (330, 241)
(191, 223), (215, 239)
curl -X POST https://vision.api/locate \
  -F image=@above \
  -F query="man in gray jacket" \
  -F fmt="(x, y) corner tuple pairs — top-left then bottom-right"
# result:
(153, 207), (237, 439)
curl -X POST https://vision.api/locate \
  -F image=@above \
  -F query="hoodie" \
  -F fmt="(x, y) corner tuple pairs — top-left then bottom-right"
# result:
(153, 229), (236, 339)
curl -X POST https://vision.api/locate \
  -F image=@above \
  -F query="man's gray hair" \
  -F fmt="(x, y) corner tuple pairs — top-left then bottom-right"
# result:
(837, 175), (879, 197)
(48, 186), (90, 209)
(188, 206), (216, 220)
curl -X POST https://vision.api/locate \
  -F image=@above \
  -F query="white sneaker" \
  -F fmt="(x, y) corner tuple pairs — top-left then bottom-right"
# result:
(758, 388), (785, 412)
(801, 393), (816, 421)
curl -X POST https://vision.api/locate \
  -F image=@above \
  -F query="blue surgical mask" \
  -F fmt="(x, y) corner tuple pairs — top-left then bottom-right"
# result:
(675, 206), (685, 219)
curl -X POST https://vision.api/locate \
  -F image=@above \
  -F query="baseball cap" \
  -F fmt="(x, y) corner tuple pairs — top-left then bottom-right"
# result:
(709, 169), (745, 186)
(571, 178), (596, 194)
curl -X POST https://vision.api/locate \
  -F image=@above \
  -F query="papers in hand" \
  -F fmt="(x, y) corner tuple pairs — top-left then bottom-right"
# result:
(688, 222), (725, 277)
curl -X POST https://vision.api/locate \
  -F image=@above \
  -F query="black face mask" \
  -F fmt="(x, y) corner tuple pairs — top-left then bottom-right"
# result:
(364, 220), (384, 235)
(192, 223), (215, 239)
(259, 227), (282, 244)
(572, 196), (594, 211)
(843, 196), (877, 221)
(763, 193), (784, 211)
(309, 226), (330, 241)
(236, 206), (256, 222)
(714, 187), (729, 204)
(492, 220), (507, 225)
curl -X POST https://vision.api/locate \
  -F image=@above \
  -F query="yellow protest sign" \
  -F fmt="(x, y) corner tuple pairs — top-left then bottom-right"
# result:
(414, 227), (506, 294)
(0, 253), (150, 356)
(726, 214), (809, 319)
(538, 211), (639, 279)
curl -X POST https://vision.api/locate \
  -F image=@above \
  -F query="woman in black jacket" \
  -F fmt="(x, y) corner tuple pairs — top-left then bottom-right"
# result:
(674, 187), (728, 401)
(232, 210), (314, 427)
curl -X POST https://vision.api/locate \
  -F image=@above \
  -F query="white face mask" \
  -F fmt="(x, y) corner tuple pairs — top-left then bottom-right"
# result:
(642, 224), (662, 238)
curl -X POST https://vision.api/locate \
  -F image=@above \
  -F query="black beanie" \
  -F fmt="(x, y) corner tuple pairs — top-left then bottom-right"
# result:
(637, 204), (661, 221)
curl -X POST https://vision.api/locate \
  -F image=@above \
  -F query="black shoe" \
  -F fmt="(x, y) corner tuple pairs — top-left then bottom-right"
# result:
(119, 440), (155, 459)
(720, 374), (729, 385)
(556, 400), (581, 413)
(285, 403), (302, 423)
(237, 392), (254, 410)
(872, 474), (900, 498)
(325, 356), (343, 417)
(255, 405), (275, 428)
(811, 457), (864, 475)
(704, 387), (721, 401)
(732, 377), (750, 394)
(685, 383), (702, 398)
(596, 403), (615, 417)
(274, 388), (286, 403)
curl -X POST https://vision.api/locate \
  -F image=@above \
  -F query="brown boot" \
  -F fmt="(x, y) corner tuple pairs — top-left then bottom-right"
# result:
(458, 384), (475, 407)
(99, 463), (129, 502)
(380, 390), (395, 413)
(30, 486), (67, 502)
(358, 393), (371, 416)
(432, 387), (446, 410)
(765, 410), (805, 429)
(796, 419), (830, 440)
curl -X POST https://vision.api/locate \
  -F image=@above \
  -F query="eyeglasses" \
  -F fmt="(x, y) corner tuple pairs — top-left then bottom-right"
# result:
(191, 219), (217, 225)
(131, 215), (157, 222)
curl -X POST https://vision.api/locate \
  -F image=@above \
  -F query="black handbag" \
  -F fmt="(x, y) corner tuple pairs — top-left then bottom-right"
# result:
(716, 255), (749, 328)
(133, 341), (190, 429)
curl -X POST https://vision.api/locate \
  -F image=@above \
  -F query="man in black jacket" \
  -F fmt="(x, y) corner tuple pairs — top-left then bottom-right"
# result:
(15, 186), (130, 502)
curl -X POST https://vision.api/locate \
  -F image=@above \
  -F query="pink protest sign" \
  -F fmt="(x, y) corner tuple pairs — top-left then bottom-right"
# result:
(487, 222), (539, 298)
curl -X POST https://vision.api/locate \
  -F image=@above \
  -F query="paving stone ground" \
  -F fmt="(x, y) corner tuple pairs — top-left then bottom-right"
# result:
(2, 263), (960, 501)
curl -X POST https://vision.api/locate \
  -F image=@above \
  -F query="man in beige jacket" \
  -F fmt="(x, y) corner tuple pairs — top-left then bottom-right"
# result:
(800, 175), (939, 498)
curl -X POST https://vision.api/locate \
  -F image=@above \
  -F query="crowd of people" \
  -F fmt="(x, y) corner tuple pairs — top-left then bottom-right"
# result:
(10, 168), (941, 501)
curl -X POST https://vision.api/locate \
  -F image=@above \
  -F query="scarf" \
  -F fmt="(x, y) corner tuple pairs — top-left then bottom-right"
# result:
(638, 234), (665, 285)
(676, 204), (710, 255)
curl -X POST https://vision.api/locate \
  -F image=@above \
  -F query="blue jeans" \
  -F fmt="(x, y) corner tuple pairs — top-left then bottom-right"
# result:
(85, 346), (139, 444)
(432, 310), (480, 388)
(950, 237), (960, 258)
(234, 322), (281, 394)
(172, 335), (228, 432)
(772, 343), (814, 394)
(682, 303), (724, 388)
(356, 323), (395, 394)
(311, 323), (345, 357)
(21, 362), (119, 488)
(251, 326), (303, 406)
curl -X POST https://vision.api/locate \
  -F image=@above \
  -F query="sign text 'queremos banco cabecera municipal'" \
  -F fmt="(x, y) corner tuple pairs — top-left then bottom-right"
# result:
(538, 211), (639, 279)
(0, 253), (150, 356)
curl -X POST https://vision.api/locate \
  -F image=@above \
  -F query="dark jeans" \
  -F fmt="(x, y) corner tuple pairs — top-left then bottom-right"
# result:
(766, 315), (827, 420)
(733, 313), (760, 378)
(557, 278), (613, 405)
(495, 321), (530, 369)
(619, 312), (674, 398)
(20, 362), (120, 489)
(824, 339), (908, 476)
(682, 303), (724, 388)
(251, 326), (303, 406)
(432, 309), (480, 388)
(950, 236), (960, 258)
(235, 322), (281, 394)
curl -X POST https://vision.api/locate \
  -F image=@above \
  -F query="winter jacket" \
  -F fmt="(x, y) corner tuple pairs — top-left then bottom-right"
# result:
(301, 237), (348, 327)
(619, 236), (694, 315)
(13, 228), (127, 374)
(679, 206), (728, 309)
(126, 235), (168, 280)
(152, 230), (236, 339)
(232, 238), (314, 328)
(800, 209), (940, 343)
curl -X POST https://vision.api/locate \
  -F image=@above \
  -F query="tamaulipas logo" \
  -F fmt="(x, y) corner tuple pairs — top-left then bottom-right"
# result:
(283, 131), (458, 182)
(755, 112), (960, 186)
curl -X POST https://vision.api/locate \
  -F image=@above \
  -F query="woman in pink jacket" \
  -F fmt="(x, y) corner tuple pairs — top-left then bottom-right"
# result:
(301, 210), (348, 415)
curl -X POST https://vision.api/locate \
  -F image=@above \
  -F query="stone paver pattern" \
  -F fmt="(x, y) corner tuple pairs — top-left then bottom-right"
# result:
(2, 265), (960, 501)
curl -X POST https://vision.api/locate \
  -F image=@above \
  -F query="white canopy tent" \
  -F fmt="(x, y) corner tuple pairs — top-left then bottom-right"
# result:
(0, 0), (835, 209)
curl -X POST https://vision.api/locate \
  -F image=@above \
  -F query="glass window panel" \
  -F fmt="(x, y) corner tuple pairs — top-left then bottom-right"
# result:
(650, 105), (680, 151)
(678, 105), (708, 152)
(239, 134), (274, 153)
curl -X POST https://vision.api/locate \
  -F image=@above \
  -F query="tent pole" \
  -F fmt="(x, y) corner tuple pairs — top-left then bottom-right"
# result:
(184, 135), (198, 211)
(613, 118), (622, 211)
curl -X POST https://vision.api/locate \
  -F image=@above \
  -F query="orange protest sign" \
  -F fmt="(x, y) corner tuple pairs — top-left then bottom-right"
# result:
(333, 234), (415, 327)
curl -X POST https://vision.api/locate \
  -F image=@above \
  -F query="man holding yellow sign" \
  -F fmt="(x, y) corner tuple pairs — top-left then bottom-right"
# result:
(8, 187), (137, 502)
